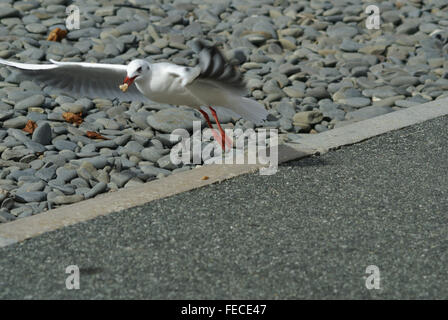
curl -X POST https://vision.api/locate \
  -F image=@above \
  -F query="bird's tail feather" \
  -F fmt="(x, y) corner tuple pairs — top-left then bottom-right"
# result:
(222, 95), (268, 125)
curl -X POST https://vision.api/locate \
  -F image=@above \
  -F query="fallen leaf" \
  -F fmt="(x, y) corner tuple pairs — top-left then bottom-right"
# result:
(201, 176), (209, 180)
(62, 112), (83, 125)
(47, 28), (68, 42)
(22, 120), (37, 134)
(86, 131), (109, 140)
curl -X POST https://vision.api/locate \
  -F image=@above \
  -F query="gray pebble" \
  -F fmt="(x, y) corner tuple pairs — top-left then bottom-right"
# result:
(84, 181), (107, 199)
(15, 191), (47, 203)
(3, 116), (28, 129)
(32, 122), (52, 145)
(346, 106), (394, 121)
(147, 108), (202, 133)
(35, 164), (57, 182)
(52, 194), (84, 205)
(53, 139), (77, 151)
(14, 94), (45, 111)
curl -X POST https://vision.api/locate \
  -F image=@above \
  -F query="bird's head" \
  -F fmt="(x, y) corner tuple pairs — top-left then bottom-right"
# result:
(123, 59), (151, 88)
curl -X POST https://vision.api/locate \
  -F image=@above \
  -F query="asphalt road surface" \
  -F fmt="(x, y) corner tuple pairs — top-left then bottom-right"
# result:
(1, 116), (447, 299)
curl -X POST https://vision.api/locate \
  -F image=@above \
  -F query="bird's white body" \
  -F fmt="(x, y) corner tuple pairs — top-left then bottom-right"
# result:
(0, 47), (268, 124)
(135, 62), (202, 107)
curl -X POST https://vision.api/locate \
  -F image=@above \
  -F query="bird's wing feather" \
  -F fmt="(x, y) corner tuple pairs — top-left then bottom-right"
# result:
(157, 63), (201, 87)
(186, 79), (268, 125)
(0, 58), (150, 102)
(193, 40), (247, 96)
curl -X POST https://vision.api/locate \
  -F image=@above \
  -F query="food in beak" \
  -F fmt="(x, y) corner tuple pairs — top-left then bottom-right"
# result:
(120, 76), (135, 92)
(119, 83), (128, 92)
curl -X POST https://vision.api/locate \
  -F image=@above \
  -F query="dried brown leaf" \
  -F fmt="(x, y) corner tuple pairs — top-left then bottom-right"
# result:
(86, 131), (109, 140)
(22, 120), (37, 134)
(62, 112), (83, 125)
(47, 28), (68, 42)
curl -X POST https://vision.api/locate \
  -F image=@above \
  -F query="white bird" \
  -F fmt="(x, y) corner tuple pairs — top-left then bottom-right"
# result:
(0, 40), (268, 150)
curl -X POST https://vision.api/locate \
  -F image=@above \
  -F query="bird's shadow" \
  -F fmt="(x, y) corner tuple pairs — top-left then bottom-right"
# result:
(79, 266), (104, 276)
(280, 155), (331, 168)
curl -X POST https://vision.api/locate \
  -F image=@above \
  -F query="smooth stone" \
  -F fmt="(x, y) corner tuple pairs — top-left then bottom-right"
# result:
(110, 170), (135, 188)
(390, 76), (420, 87)
(35, 164), (57, 182)
(306, 87), (330, 99)
(372, 96), (406, 108)
(146, 108), (202, 133)
(283, 86), (305, 98)
(0, 210), (16, 222)
(56, 168), (78, 182)
(14, 94), (45, 111)
(359, 45), (387, 55)
(3, 116), (28, 129)
(120, 141), (144, 157)
(84, 181), (107, 199)
(0, 111), (14, 121)
(7, 128), (30, 143)
(53, 139), (77, 151)
(8, 168), (36, 181)
(141, 146), (165, 162)
(76, 162), (99, 181)
(70, 178), (89, 189)
(0, 7), (20, 19)
(293, 111), (324, 125)
(48, 182), (75, 195)
(25, 141), (47, 153)
(13, 206), (34, 218)
(346, 106), (394, 121)
(340, 39), (363, 52)
(397, 22), (419, 35)
(16, 181), (46, 193)
(1, 148), (29, 161)
(140, 165), (171, 177)
(279, 118), (292, 131)
(60, 103), (84, 114)
(71, 156), (108, 169)
(25, 23), (46, 34)
(52, 194), (84, 205)
(394, 100), (420, 108)
(124, 177), (144, 188)
(362, 87), (398, 99)
(32, 122), (52, 145)
(15, 191), (47, 203)
(339, 97), (371, 108)
(275, 102), (296, 119)
(156, 154), (179, 170)
(327, 25), (358, 38)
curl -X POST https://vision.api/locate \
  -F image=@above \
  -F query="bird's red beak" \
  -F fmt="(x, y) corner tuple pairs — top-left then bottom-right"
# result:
(123, 76), (136, 86)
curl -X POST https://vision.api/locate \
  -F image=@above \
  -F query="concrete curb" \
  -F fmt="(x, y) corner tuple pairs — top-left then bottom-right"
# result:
(293, 97), (448, 153)
(0, 97), (447, 247)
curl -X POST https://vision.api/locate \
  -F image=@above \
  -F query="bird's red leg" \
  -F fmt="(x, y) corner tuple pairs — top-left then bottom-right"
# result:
(209, 106), (232, 149)
(199, 109), (226, 151)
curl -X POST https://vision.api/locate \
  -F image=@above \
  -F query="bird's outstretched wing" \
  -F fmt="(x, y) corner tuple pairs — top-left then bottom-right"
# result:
(192, 40), (247, 96)
(0, 58), (149, 102)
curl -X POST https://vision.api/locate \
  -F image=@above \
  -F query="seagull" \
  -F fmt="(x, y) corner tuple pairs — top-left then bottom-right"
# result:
(0, 40), (268, 150)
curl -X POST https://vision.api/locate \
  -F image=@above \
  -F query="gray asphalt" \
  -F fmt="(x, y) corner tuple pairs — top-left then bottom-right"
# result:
(1, 116), (447, 299)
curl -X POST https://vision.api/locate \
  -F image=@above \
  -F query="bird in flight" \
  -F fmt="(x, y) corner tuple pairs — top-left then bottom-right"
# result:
(0, 40), (268, 150)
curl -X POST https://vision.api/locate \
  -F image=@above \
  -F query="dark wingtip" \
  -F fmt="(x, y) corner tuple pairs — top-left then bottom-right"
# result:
(194, 40), (246, 91)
